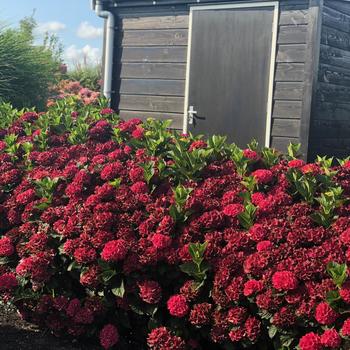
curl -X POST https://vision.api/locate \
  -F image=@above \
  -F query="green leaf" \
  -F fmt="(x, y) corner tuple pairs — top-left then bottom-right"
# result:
(101, 269), (117, 283)
(109, 178), (122, 188)
(112, 279), (125, 298)
(67, 261), (81, 272)
(326, 290), (341, 308)
(268, 325), (278, 339)
(179, 262), (199, 278)
(327, 262), (348, 288)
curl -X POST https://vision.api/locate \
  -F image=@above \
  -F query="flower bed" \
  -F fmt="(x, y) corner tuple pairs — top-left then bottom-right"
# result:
(1, 99), (350, 349)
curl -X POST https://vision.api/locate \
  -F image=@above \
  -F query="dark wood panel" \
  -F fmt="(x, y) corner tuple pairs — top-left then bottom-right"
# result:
(321, 25), (350, 51)
(120, 47), (187, 62)
(278, 25), (308, 44)
(317, 82), (350, 103)
(120, 63), (186, 79)
(274, 82), (304, 100)
(121, 15), (189, 29)
(121, 29), (188, 46)
(326, 0), (350, 17)
(271, 118), (301, 137)
(120, 79), (185, 96)
(311, 119), (350, 138)
(119, 94), (184, 113)
(301, 0), (323, 160)
(272, 100), (302, 119)
(314, 101), (350, 120)
(276, 44), (306, 62)
(309, 145), (349, 160)
(279, 9), (308, 26)
(318, 64), (350, 87)
(275, 63), (305, 81)
(119, 110), (183, 129)
(320, 44), (350, 70)
(271, 136), (299, 152)
(323, 6), (350, 33)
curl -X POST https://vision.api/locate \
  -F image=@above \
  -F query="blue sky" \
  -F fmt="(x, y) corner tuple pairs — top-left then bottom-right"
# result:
(0, 0), (104, 68)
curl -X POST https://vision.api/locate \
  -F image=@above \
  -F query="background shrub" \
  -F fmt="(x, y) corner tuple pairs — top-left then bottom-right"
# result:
(0, 16), (61, 110)
(67, 65), (102, 92)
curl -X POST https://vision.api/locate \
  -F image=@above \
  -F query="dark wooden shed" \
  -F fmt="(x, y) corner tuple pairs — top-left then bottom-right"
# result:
(94, 0), (350, 160)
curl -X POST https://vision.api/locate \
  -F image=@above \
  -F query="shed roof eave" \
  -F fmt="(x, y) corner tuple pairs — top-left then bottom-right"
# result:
(106, 0), (283, 9)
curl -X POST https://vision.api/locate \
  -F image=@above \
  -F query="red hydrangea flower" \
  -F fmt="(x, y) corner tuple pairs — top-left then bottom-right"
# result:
(251, 192), (266, 205)
(129, 167), (144, 183)
(167, 294), (189, 317)
(223, 203), (244, 217)
(243, 280), (264, 297)
(138, 280), (162, 304)
(256, 240), (272, 252)
(341, 318), (350, 337)
(130, 181), (148, 194)
(132, 126), (145, 139)
(243, 149), (259, 160)
(301, 163), (320, 175)
(189, 303), (212, 326)
(80, 265), (101, 288)
(151, 234), (172, 250)
(272, 271), (298, 291)
(320, 329), (341, 348)
(66, 298), (81, 317)
(245, 316), (261, 341)
(0, 273), (18, 291)
(252, 169), (274, 184)
(147, 327), (186, 350)
(249, 224), (267, 241)
(99, 324), (119, 349)
(101, 240), (128, 262)
(227, 307), (248, 325)
(340, 282), (350, 304)
(229, 328), (245, 342)
(299, 332), (322, 350)
(340, 228), (350, 245)
(0, 237), (14, 256)
(100, 108), (114, 115)
(189, 140), (207, 152)
(288, 159), (306, 168)
(100, 162), (123, 181)
(16, 188), (36, 205)
(315, 302), (338, 325)
(73, 247), (97, 264)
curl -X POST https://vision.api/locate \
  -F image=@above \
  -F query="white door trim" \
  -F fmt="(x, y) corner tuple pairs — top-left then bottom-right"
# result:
(183, 1), (279, 148)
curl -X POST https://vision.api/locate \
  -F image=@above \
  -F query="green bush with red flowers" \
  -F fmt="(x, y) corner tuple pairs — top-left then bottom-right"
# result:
(2, 97), (350, 349)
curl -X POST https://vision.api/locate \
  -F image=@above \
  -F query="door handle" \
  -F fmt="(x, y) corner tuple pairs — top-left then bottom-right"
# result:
(187, 105), (197, 125)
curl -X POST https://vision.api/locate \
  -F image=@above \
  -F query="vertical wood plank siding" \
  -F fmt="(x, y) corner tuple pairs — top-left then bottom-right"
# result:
(112, 1), (311, 144)
(271, 0), (309, 151)
(309, 0), (350, 159)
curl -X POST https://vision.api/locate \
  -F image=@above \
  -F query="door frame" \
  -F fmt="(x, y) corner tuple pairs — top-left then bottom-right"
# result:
(183, 1), (279, 147)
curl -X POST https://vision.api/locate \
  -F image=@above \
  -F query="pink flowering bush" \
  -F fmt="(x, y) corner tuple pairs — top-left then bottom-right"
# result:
(1, 99), (350, 349)
(47, 79), (100, 107)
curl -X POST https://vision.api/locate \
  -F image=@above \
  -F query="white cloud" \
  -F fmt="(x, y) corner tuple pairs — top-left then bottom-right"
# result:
(64, 45), (101, 68)
(77, 21), (103, 39)
(36, 21), (66, 34)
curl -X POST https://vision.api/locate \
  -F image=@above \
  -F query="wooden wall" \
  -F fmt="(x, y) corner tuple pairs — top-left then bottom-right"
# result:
(271, 0), (309, 151)
(112, 0), (312, 149)
(115, 9), (189, 129)
(309, 0), (350, 159)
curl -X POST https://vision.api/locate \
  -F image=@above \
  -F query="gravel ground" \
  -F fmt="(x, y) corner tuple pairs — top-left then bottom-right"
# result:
(0, 303), (100, 350)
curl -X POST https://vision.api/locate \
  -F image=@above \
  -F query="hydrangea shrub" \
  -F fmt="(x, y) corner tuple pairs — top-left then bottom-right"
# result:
(1, 98), (350, 349)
